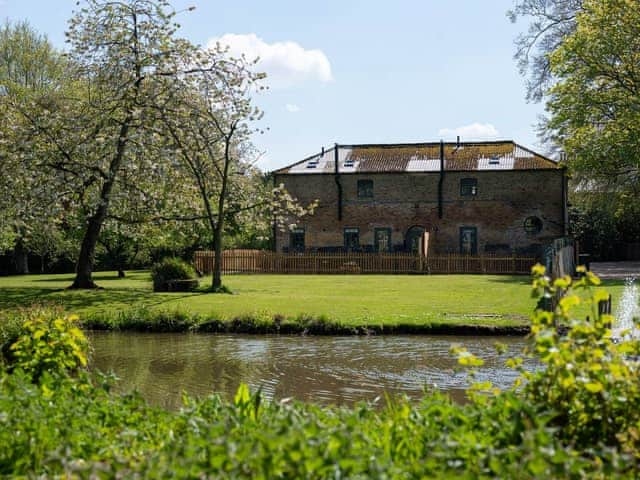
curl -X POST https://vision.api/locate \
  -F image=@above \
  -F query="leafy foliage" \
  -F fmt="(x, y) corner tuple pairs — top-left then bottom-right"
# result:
(523, 265), (640, 451)
(150, 257), (196, 292)
(547, 0), (640, 195)
(159, 43), (314, 290)
(570, 193), (640, 260)
(0, 373), (616, 478)
(0, 20), (70, 268)
(5, 310), (88, 381)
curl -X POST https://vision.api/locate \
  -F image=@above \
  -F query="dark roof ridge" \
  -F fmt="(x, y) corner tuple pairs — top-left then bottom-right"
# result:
(340, 139), (515, 149)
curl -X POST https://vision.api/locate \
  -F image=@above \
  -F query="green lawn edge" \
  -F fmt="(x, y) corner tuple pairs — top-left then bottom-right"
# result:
(0, 270), (625, 335)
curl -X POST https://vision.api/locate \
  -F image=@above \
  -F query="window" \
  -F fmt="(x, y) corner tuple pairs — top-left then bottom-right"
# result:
(344, 227), (360, 251)
(374, 228), (392, 253)
(460, 178), (478, 196)
(524, 216), (543, 234)
(357, 179), (374, 198)
(459, 226), (478, 255)
(290, 228), (305, 252)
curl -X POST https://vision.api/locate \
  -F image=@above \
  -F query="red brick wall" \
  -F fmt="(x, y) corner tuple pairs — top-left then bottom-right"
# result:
(274, 169), (566, 255)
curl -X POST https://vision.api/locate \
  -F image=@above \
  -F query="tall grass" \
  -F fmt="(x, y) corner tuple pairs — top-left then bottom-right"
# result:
(80, 307), (529, 335)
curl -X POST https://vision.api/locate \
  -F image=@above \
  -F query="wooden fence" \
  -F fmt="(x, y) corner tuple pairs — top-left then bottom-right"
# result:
(194, 250), (537, 275)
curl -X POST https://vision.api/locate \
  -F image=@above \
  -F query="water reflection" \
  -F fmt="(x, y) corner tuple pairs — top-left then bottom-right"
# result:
(89, 332), (533, 409)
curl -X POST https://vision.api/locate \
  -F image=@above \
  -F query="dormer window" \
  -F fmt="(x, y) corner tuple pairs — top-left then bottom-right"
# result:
(488, 156), (500, 165)
(460, 178), (478, 196)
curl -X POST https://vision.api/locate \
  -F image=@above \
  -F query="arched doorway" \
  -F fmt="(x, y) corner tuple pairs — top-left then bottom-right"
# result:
(405, 225), (426, 254)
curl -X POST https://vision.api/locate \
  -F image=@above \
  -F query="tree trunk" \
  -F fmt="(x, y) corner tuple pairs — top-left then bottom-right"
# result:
(212, 137), (233, 291)
(70, 11), (142, 289)
(212, 216), (224, 290)
(118, 267), (126, 278)
(71, 213), (105, 289)
(70, 117), (133, 289)
(13, 238), (29, 274)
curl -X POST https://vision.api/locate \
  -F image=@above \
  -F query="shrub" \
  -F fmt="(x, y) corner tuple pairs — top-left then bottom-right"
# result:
(7, 313), (88, 381)
(521, 265), (640, 450)
(150, 257), (197, 292)
(0, 306), (65, 368)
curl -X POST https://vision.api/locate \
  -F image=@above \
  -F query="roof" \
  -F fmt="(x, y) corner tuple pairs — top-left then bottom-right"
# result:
(273, 141), (559, 174)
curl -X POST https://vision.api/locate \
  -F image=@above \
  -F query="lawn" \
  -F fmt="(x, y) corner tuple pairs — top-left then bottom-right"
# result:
(0, 271), (625, 328)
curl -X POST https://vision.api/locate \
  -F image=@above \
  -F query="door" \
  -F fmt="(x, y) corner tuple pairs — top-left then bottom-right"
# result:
(290, 228), (305, 252)
(374, 228), (391, 253)
(405, 226), (425, 254)
(344, 227), (360, 251)
(459, 227), (477, 255)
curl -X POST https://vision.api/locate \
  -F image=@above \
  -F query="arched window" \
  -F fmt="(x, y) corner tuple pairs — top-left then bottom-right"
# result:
(524, 216), (543, 234)
(405, 226), (426, 254)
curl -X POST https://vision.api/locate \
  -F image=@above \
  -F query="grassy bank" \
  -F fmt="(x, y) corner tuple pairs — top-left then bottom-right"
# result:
(0, 271), (625, 333)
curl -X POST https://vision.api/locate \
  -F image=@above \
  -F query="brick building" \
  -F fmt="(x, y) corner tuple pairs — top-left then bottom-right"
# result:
(273, 141), (567, 257)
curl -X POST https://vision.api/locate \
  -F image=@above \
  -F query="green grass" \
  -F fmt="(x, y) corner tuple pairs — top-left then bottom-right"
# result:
(0, 271), (625, 329)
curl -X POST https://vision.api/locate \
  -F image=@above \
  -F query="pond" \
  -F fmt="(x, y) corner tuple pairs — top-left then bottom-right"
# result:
(89, 332), (534, 409)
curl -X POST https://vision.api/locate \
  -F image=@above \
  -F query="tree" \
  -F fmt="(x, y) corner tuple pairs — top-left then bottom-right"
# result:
(158, 45), (314, 290)
(0, 20), (68, 273)
(7, 1), (198, 288)
(508, 0), (583, 102)
(546, 0), (640, 195)
(510, 0), (640, 253)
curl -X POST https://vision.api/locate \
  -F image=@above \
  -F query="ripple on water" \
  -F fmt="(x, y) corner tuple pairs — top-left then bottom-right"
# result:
(88, 332), (535, 409)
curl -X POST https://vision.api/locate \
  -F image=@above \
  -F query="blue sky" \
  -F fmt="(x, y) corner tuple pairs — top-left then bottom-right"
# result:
(1, 1), (544, 171)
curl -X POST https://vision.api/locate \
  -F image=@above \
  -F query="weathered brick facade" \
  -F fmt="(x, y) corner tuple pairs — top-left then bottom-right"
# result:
(273, 142), (567, 256)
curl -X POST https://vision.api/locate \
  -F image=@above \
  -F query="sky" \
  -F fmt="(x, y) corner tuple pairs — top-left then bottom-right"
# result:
(1, 0), (545, 171)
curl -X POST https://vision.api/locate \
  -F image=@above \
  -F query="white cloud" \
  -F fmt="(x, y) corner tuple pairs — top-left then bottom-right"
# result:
(285, 103), (301, 113)
(438, 123), (500, 140)
(208, 33), (333, 89)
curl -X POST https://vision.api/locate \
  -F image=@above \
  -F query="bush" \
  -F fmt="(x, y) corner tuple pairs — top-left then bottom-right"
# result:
(4, 311), (88, 382)
(522, 265), (640, 450)
(0, 306), (65, 369)
(150, 257), (197, 292)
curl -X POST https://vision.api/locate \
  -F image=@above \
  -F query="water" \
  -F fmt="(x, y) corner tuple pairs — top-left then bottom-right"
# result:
(614, 277), (640, 338)
(89, 332), (532, 409)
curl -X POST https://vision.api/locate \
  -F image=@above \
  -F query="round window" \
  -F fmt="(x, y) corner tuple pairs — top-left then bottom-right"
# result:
(524, 216), (543, 234)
